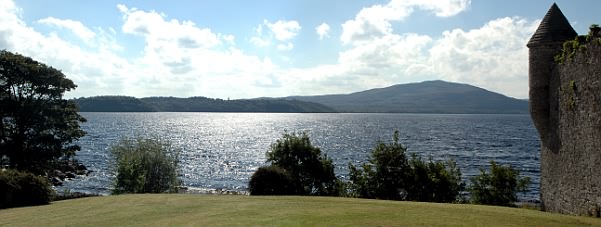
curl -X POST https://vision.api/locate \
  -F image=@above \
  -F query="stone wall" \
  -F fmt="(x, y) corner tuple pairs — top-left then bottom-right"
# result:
(541, 38), (601, 216)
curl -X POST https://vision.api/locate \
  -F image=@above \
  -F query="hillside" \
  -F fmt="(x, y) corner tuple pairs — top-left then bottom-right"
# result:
(74, 81), (528, 114)
(73, 96), (336, 113)
(287, 80), (528, 114)
(74, 96), (157, 112)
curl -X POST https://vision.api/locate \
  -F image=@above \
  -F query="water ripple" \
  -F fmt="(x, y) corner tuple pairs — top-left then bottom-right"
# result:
(58, 113), (540, 201)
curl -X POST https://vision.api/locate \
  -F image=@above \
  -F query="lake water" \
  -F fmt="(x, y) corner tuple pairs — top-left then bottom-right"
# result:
(59, 113), (541, 201)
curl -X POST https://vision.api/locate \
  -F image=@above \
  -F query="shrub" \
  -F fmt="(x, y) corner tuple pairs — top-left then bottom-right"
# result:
(248, 166), (295, 195)
(111, 137), (180, 194)
(261, 132), (339, 196)
(0, 169), (52, 208)
(406, 155), (464, 203)
(349, 131), (463, 202)
(468, 161), (531, 206)
(349, 131), (410, 200)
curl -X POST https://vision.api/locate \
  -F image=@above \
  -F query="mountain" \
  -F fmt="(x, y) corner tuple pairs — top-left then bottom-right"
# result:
(286, 80), (528, 114)
(74, 81), (528, 114)
(74, 96), (336, 113)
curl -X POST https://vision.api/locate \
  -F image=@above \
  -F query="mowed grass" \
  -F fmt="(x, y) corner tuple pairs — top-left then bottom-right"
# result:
(1, 195), (600, 226)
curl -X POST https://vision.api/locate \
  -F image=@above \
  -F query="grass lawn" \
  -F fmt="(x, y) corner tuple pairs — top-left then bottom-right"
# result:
(1, 194), (600, 226)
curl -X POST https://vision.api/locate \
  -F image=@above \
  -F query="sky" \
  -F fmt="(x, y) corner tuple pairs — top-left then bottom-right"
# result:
(1, 0), (599, 99)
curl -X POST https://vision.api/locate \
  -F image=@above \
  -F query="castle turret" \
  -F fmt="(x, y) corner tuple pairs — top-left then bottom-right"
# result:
(527, 3), (576, 148)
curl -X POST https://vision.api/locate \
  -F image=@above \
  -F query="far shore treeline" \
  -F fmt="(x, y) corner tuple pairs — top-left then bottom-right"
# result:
(73, 96), (336, 113)
(73, 80), (529, 114)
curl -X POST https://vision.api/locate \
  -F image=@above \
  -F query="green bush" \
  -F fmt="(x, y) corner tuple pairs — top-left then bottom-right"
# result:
(262, 132), (339, 196)
(349, 131), (410, 200)
(0, 169), (52, 208)
(349, 131), (463, 202)
(468, 161), (530, 206)
(406, 155), (464, 203)
(111, 137), (181, 194)
(248, 166), (295, 195)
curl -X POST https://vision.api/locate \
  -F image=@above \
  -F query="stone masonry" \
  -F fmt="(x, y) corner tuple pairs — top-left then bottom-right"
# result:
(528, 3), (601, 216)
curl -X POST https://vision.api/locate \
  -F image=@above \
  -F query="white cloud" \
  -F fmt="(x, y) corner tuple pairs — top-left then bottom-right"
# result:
(0, 0), (130, 96)
(250, 20), (301, 51)
(407, 0), (472, 17)
(341, 0), (471, 45)
(119, 4), (221, 49)
(301, 15), (537, 99)
(37, 17), (96, 41)
(265, 19), (301, 41)
(268, 13), (536, 99)
(0, 0), (536, 99)
(429, 17), (538, 98)
(316, 23), (330, 40)
(285, 0), (535, 99)
(250, 24), (268, 47)
(0, 0), (279, 99)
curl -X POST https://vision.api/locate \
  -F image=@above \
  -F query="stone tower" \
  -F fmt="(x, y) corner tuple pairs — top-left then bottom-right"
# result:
(529, 3), (601, 215)
(527, 3), (576, 150)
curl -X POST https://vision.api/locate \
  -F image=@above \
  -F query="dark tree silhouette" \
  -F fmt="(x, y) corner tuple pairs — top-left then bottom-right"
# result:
(0, 50), (86, 174)
(264, 132), (339, 196)
(349, 131), (463, 202)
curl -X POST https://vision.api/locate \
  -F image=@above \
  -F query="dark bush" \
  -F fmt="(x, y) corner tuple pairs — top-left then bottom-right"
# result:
(349, 131), (463, 202)
(349, 131), (410, 200)
(248, 166), (295, 195)
(0, 169), (52, 208)
(468, 161), (531, 206)
(258, 132), (339, 196)
(406, 155), (464, 203)
(111, 137), (180, 194)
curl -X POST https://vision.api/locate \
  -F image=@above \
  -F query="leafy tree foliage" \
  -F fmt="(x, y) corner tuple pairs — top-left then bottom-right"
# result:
(349, 131), (410, 200)
(468, 161), (531, 206)
(262, 132), (339, 196)
(111, 137), (181, 194)
(0, 50), (86, 174)
(248, 165), (295, 195)
(406, 155), (464, 203)
(349, 131), (463, 202)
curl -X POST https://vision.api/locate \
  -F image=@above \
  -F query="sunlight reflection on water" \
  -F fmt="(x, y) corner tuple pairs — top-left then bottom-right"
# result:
(59, 112), (540, 201)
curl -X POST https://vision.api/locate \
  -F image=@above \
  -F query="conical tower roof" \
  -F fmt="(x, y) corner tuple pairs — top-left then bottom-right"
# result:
(527, 3), (577, 47)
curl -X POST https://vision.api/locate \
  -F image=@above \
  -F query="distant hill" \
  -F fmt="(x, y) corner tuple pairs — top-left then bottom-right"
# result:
(74, 81), (528, 114)
(74, 96), (336, 113)
(286, 80), (528, 114)
(75, 96), (157, 112)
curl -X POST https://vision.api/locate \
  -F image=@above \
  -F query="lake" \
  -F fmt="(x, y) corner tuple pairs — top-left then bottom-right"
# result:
(59, 112), (541, 201)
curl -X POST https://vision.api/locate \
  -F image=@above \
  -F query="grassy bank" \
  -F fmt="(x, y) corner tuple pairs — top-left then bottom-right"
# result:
(0, 195), (599, 226)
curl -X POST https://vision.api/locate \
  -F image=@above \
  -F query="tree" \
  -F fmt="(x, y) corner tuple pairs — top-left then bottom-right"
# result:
(349, 131), (411, 200)
(468, 161), (531, 206)
(349, 131), (464, 202)
(111, 137), (181, 194)
(264, 132), (339, 196)
(0, 50), (86, 174)
(406, 155), (464, 203)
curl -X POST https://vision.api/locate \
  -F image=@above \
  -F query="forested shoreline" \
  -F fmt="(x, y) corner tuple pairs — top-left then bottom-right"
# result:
(73, 96), (336, 113)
